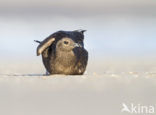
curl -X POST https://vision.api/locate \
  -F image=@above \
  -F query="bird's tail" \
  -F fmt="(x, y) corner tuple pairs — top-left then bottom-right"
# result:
(34, 40), (41, 43)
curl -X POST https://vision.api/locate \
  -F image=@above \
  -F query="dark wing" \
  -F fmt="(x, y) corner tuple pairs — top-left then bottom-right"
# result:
(74, 29), (87, 34)
(36, 38), (55, 56)
(78, 48), (88, 70)
(73, 47), (88, 74)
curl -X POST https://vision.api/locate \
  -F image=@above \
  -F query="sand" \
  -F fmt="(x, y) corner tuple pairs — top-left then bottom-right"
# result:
(0, 58), (156, 115)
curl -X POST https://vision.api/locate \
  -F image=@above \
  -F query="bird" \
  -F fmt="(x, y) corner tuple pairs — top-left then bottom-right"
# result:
(34, 30), (88, 75)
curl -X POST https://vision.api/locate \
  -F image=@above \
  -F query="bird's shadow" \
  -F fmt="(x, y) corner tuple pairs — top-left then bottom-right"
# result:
(0, 73), (46, 77)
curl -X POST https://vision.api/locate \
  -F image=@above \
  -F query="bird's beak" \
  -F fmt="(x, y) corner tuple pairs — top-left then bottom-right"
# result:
(74, 43), (82, 48)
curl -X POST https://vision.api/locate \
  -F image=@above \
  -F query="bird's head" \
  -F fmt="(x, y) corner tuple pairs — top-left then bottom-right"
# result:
(56, 37), (83, 52)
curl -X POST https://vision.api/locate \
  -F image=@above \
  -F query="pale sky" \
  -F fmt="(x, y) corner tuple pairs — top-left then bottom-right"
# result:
(0, 0), (156, 58)
(0, 0), (156, 16)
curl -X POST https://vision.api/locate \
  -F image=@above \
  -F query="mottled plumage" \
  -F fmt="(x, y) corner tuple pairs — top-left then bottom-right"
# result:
(35, 30), (88, 75)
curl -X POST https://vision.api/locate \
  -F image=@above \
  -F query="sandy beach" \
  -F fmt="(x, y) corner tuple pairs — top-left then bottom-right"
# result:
(0, 58), (156, 115)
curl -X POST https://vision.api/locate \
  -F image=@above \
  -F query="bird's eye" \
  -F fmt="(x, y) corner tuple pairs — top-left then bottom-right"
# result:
(64, 41), (69, 45)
